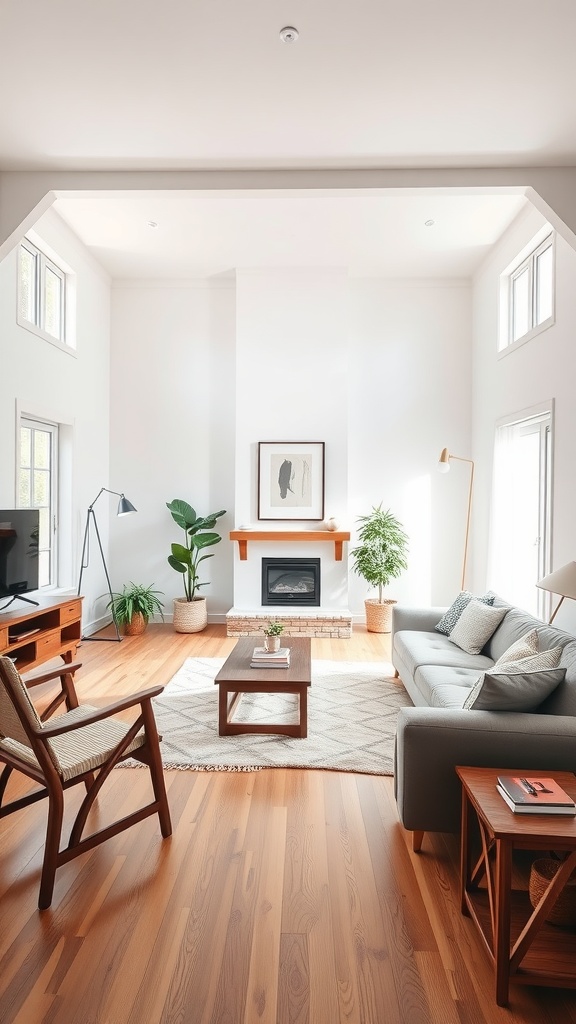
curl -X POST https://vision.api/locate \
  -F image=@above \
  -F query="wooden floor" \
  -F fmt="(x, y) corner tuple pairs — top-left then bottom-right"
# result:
(1, 623), (576, 1023)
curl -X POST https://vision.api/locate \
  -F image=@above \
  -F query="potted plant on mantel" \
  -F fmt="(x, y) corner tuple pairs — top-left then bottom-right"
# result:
(166, 499), (226, 633)
(350, 504), (409, 633)
(105, 583), (165, 636)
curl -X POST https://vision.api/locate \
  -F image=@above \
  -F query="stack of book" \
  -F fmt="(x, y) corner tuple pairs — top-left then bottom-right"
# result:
(496, 775), (576, 815)
(250, 646), (291, 669)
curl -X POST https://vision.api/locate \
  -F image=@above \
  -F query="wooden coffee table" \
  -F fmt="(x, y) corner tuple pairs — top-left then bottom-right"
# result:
(214, 636), (311, 738)
(456, 765), (576, 1006)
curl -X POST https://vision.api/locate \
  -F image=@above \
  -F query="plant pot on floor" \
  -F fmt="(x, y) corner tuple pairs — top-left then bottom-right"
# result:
(365, 598), (397, 634)
(173, 596), (208, 633)
(123, 612), (148, 636)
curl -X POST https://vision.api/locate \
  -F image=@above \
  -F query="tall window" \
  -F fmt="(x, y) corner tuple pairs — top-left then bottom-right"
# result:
(18, 419), (59, 589)
(500, 234), (554, 352)
(18, 239), (67, 345)
(489, 409), (552, 617)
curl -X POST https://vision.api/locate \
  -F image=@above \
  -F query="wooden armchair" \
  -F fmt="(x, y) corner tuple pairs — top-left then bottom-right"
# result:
(0, 655), (172, 910)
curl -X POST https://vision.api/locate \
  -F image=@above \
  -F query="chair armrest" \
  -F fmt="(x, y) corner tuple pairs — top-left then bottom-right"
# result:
(23, 662), (83, 687)
(35, 685), (165, 737)
(395, 706), (576, 834)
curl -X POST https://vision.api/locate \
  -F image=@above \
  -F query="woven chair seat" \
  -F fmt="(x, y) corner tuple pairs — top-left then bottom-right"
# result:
(0, 704), (147, 781)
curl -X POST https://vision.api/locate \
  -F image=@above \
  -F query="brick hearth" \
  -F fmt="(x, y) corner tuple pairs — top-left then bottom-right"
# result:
(226, 609), (352, 638)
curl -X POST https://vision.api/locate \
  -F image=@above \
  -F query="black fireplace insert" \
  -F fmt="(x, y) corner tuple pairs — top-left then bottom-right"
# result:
(261, 557), (321, 606)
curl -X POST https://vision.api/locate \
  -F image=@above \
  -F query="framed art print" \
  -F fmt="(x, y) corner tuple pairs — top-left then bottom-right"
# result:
(258, 441), (325, 521)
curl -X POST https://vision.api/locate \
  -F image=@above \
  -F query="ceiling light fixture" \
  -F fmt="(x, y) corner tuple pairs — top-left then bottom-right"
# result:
(425, 219), (435, 227)
(279, 26), (299, 43)
(147, 220), (158, 229)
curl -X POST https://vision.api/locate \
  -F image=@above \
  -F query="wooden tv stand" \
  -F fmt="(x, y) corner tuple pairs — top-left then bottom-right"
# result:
(0, 595), (83, 674)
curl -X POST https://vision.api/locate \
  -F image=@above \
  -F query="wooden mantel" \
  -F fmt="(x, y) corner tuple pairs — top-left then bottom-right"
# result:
(230, 530), (351, 561)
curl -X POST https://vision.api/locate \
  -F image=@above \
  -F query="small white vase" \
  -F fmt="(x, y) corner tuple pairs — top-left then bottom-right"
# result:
(264, 635), (281, 653)
(325, 517), (339, 531)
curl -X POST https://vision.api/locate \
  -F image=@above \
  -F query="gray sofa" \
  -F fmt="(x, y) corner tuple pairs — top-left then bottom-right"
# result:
(392, 595), (576, 841)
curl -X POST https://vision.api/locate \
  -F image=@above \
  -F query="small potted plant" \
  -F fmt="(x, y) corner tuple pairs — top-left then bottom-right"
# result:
(350, 504), (409, 633)
(263, 620), (284, 653)
(105, 582), (165, 636)
(166, 499), (226, 633)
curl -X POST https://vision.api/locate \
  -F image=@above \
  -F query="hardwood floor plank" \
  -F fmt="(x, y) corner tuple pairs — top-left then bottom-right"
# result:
(1, 624), (576, 1023)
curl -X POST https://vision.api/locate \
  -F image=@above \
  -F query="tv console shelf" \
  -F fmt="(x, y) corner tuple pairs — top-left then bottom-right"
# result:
(0, 595), (83, 674)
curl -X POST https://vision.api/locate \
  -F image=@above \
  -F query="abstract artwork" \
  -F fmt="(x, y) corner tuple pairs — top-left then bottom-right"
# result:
(258, 442), (325, 521)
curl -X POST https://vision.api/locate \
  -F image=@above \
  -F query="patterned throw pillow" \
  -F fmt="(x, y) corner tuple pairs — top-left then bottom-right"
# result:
(495, 629), (540, 666)
(435, 591), (495, 636)
(464, 645), (563, 709)
(449, 600), (508, 655)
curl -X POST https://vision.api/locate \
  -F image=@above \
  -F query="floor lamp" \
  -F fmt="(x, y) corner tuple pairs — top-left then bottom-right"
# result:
(536, 561), (576, 623)
(77, 487), (137, 642)
(437, 447), (475, 590)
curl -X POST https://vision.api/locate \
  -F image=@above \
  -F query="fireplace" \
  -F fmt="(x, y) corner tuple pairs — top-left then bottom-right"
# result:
(262, 557), (321, 607)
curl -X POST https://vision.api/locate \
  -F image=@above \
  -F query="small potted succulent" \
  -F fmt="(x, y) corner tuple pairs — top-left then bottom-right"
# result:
(105, 583), (165, 636)
(263, 620), (284, 653)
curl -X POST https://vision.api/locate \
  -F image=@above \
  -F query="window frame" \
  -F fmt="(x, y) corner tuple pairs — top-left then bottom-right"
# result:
(499, 231), (555, 356)
(17, 238), (69, 351)
(18, 417), (59, 592)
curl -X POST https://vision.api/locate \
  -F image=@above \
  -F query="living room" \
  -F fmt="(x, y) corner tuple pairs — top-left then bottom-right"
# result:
(3, 2), (576, 1021)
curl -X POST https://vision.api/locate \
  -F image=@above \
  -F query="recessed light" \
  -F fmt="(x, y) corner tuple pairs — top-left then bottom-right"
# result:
(147, 220), (158, 229)
(279, 26), (299, 43)
(425, 219), (435, 227)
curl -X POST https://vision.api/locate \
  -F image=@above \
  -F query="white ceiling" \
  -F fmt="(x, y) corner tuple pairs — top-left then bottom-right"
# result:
(52, 189), (528, 279)
(4, 0), (570, 278)
(1, 0), (575, 172)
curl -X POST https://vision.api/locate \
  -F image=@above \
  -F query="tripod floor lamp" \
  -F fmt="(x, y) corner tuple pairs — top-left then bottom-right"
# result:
(77, 487), (137, 641)
(438, 447), (475, 590)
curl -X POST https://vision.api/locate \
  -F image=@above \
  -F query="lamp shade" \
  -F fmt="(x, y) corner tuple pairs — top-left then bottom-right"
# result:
(117, 495), (137, 516)
(437, 447), (450, 473)
(536, 561), (576, 599)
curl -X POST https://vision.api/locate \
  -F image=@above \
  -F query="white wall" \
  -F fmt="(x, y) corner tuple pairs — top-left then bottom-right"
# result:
(0, 209), (111, 631)
(109, 280), (236, 619)
(348, 279), (473, 609)
(232, 268), (350, 610)
(472, 205), (576, 633)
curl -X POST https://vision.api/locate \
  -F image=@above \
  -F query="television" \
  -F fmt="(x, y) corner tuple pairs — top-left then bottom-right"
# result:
(0, 509), (40, 608)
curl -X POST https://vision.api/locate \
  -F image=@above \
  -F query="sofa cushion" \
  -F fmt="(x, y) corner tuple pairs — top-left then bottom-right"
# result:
(463, 667), (565, 711)
(394, 630), (494, 677)
(413, 664), (481, 708)
(435, 590), (495, 635)
(449, 600), (508, 655)
(495, 629), (540, 665)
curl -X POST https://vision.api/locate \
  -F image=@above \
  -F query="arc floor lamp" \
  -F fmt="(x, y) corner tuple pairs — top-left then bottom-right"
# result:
(437, 447), (475, 590)
(536, 561), (576, 624)
(77, 487), (137, 641)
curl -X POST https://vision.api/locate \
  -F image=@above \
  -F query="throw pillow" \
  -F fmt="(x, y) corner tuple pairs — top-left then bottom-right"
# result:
(495, 629), (540, 666)
(463, 667), (565, 711)
(435, 591), (496, 636)
(449, 599), (508, 655)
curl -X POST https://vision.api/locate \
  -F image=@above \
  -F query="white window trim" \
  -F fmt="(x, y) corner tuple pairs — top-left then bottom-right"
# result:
(17, 237), (77, 356)
(498, 228), (555, 358)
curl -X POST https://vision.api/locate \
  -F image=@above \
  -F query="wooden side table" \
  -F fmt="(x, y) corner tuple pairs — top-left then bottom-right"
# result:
(456, 765), (576, 1006)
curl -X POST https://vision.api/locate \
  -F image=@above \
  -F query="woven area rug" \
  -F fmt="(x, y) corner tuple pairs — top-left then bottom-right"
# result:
(123, 657), (412, 775)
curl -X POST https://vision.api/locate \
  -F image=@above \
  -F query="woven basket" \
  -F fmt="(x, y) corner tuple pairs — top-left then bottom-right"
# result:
(173, 597), (208, 633)
(123, 612), (148, 636)
(529, 857), (576, 927)
(364, 598), (397, 634)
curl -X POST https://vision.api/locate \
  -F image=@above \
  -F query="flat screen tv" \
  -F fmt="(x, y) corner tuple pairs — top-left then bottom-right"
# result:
(0, 509), (40, 608)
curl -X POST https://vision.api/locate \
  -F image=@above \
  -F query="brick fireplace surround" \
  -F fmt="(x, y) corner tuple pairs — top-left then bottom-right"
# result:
(227, 530), (353, 638)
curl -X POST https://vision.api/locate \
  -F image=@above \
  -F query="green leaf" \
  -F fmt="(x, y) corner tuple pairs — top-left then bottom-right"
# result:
(166, 499), (197, 529)
(191, 532), (222, 550)
(167, 555), (187, 574)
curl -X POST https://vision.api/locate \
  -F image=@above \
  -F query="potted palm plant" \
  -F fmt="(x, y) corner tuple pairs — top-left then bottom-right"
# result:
(166, 499), (226, 632)
(105, 582), (164, 636)
(350, 504), (409, 633)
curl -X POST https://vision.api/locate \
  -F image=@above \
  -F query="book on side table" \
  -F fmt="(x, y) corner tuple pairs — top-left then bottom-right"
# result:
(250, 646), (291, 668)
(496, 775), (576, 815)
